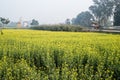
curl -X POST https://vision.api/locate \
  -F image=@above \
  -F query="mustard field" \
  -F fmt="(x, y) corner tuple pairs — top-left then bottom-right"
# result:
(0, 29), (120, 80)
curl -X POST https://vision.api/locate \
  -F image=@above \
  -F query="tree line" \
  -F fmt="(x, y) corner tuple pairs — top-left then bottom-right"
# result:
(30, 25), (84, 32)
(1, 0), (120, 31)
(69, 0), (120, 27)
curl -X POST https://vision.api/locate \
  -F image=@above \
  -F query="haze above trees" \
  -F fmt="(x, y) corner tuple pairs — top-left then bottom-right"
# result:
(1, 0), (120, 28)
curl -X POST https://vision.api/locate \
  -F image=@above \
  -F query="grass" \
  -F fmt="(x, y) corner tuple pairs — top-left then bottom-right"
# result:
(0, 29), (120, 80)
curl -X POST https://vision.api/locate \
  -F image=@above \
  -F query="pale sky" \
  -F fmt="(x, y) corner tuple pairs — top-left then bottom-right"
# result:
(0, 0), (93, 24)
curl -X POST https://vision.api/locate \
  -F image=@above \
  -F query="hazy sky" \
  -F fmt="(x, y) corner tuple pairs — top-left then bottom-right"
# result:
(0, 0), (93, 24)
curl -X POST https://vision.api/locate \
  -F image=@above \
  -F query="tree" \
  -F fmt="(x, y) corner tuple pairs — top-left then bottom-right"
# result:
(73, 11), (94, 27)
(113, 0), (120, 26)
(31, 19), (39, 26)
(71, 18), (76, 25)
(114, 4), (120, 26)
(0, 17), (10, 26)
(0, 17), (10, 35)
(65, 19), (71, 25)
(89, 0), (114, 27)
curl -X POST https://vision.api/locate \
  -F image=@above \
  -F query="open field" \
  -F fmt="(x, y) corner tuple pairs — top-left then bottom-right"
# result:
(0, 29), (120, 80)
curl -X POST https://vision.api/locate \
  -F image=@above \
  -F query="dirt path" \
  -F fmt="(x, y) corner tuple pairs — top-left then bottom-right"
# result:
(101, 30), (120, 33)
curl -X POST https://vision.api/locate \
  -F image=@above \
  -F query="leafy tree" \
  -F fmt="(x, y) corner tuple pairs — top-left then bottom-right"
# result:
(65, 19), (71, 25)
(71, 18), (76, 25)
(0, 17), (10, 35)
(0, 17), (10, 26)
(113, 0), (120, 26)
(31, 19), (39, 26)
(89, 0), (114, 27)
(73, 11), (94, 27)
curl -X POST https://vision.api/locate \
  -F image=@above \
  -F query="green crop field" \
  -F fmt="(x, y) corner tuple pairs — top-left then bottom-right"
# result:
(0, 29), (120, 80)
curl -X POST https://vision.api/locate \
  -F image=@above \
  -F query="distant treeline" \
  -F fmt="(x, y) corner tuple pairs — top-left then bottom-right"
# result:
(30, 25), (87, 32)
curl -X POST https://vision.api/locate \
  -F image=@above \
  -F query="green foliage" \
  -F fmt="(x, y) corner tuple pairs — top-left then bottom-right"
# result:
(114, 4), (120, 26)
(72, 11), (94, 27)
(65, 19), (71, 25)
(89, 0), (114, 27)
(30, 24), (84, 32)
(0, 29), (120, 79)
(31, 19), (39, 26)
(0, 17), (10, 35)
(0, 57), (39, 80)
(0, 17), (10, 25)
(0, 30), (3, 35)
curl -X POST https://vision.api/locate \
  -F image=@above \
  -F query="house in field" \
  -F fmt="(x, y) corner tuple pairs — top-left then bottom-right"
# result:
(16, 17), (32, 28)
(91, 21), (99, 29)
(17, 22), (22, 28)
(17, 17), (22, 28)
(23, 21), (30, 27)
